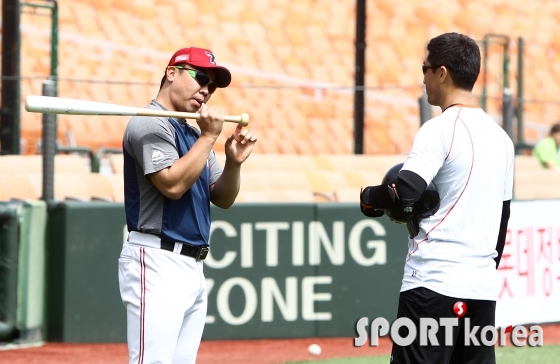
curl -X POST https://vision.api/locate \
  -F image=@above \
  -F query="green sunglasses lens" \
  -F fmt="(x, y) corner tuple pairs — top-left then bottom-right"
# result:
(186, 69), (216, 93)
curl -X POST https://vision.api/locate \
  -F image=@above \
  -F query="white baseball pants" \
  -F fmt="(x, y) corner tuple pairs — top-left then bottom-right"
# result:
(119, 232), (207, 364)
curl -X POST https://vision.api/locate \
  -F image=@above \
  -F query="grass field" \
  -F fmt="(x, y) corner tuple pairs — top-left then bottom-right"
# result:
(285, 344), (560, 364)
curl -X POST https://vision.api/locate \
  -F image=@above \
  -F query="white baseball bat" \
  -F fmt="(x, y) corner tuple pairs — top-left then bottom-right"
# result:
(24, 95), (249, 126)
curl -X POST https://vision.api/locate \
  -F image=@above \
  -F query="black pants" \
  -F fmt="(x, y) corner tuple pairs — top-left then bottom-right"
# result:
(390, 287), (496, 364)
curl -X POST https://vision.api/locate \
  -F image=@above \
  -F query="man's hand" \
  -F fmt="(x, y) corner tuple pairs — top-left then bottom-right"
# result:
(360, 187), (385, 218)
(197, 103), (224, 141)
(224, 124), (257, 164)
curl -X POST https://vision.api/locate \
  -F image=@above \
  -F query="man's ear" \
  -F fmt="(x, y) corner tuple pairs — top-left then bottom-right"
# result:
(438, 66), (449, 84)
(166, 66), (177, 82)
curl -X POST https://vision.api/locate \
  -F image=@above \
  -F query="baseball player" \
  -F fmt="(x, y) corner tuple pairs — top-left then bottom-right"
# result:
(360, 32), (514, 363)
(119, 47), (257, 364)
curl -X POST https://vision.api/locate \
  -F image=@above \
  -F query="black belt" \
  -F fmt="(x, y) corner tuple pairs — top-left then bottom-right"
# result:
(160, 238), (209, 261)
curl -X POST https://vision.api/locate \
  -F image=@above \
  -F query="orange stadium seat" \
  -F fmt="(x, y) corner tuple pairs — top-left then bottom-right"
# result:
(236, 190), (316, 203)
(0, 155), (42, 174)
(133, 0), (155, 19)
(236, 153), (320, 171)
(240, 170), (313, 192)
(514, 155), (542, 172)
(55, 154), (91, 174)
(333, 188), (360, 203)
(109, 153), (124, 175)
(513, 163), (560, 200)
(105, 174), (125, 202)
(54, 173), (92, 201)
(83, 173), (117, 201)
(0, 173), (41, 201)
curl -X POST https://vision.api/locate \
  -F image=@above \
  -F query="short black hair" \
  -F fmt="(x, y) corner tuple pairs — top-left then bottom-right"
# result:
(427, 32), (481, 91)
(551, 123), (560, 135)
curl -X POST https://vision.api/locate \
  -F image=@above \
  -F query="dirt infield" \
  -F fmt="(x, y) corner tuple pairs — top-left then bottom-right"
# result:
(1, 323), (559, 364)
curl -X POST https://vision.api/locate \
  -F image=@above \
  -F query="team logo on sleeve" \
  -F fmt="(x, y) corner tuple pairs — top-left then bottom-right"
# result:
(151, 150), (165, 163)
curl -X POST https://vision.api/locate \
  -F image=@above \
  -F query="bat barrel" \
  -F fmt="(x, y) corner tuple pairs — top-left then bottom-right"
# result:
(25, 95), (139, 116)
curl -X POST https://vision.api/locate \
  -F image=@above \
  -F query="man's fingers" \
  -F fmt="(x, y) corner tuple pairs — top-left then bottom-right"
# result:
(239, 131), (257, 145)
(198, 105), (225, 122)
(238, 129), (249, 144)
(198, 103), (208, 118)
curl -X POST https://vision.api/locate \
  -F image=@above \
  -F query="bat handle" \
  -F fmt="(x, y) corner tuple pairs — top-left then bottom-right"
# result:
(225, 113), (249, 127)
(189, 112), (249, 126)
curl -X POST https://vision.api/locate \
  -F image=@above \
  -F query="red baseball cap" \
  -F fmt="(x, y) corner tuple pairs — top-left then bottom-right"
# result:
(167, 47), (231, 88)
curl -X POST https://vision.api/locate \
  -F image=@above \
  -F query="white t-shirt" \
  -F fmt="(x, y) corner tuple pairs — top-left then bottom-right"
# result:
(401, 105), (514, 300)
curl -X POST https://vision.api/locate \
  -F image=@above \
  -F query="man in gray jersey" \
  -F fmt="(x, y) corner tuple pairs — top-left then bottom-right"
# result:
(119, 47), (257, 364)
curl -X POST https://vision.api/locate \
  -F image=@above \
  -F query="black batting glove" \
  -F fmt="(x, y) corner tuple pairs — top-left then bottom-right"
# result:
(360, 187), (385, 218)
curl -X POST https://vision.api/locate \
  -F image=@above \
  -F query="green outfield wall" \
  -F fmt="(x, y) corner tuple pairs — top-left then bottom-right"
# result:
(0, 200), (47, 344)
(46, 201), (127, 342)
(43, 202), (409, 342)
(204, 203), (408, 339)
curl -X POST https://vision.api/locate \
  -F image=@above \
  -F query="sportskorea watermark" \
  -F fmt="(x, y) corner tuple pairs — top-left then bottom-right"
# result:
(354, 302), (543, 348)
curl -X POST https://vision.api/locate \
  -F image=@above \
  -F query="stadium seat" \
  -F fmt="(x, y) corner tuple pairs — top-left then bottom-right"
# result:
(54, 173), (92, 201)
(513, 168), (560, 200)
(0, 155), (42, 174)
(0, 173), (41, 201)
(13, 0), (560, 206)
(55, 154), (91, 174)
(514, 155), (542, 172)
(333, 188), (360, 203)
(109, 153), (125, 175)
(240, 170), (313, 192)
(84, 173), (116, 201)
(236, 190), (316, 203)
(105, 174), (125, 202)
(15, 0), (560, 158)
(238, 153), (320, 171)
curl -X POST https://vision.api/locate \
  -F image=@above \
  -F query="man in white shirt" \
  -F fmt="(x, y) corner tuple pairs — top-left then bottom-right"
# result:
(360, 32), (514, 363)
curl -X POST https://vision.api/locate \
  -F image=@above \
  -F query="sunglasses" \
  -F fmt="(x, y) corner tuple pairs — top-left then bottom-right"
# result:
(422, 64), (441, 75)
(173, 66), (218, 94)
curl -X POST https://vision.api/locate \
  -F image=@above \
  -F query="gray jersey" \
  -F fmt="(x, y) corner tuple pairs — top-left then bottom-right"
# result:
(123, 100), (222, 237)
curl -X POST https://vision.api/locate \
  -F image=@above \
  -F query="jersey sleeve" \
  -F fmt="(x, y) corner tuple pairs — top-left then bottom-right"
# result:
(402, 120), (447, 186)
(207, 151), (223, 185)
(125, 116), (178, 176)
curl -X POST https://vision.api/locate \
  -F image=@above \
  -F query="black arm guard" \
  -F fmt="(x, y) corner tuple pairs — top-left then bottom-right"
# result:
(495, 200), (511, 269)
(362, 164), (439, 238)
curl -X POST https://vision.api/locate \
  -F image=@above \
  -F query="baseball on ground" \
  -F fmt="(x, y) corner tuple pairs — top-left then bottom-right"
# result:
(308, 343), (321, 356)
